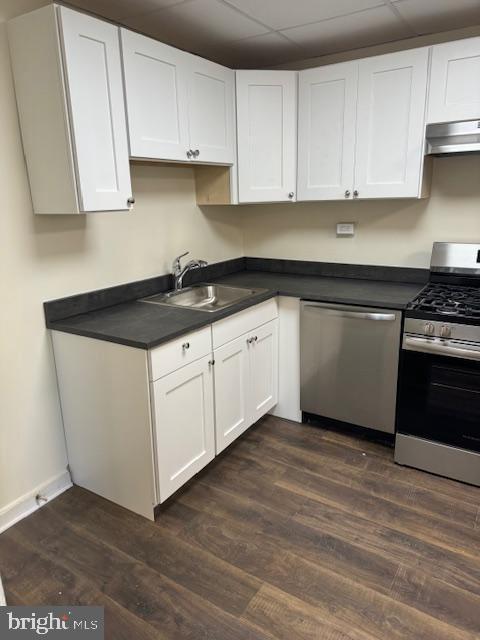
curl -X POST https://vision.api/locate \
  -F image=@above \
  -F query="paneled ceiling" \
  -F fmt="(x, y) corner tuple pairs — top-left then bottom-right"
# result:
(3, 0), (480, 67)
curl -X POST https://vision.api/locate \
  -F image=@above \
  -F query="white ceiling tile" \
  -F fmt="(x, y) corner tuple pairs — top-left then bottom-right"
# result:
(393, 0), (480, 34)
(223, 0), (386, 31)
(68, 0), (185, 22)
(281, 5), (412, 56)
(124, 0), (270, 50)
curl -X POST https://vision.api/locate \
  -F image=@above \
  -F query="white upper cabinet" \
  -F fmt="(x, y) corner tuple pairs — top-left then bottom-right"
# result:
(59, 8), (132, 211)
(186, 55), (235, 164)
(122, 30), (235, 164)
(297, 62), (358, 201)
(121, 30), (190, 162)
(236, 70), (297, 203)
(8, 5), (132, 213)
(354, 48), (429, 199)
(428, 37), (480, 124)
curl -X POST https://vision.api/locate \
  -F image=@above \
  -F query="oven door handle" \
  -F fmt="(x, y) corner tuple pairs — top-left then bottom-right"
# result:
(403, 335), (480, 361)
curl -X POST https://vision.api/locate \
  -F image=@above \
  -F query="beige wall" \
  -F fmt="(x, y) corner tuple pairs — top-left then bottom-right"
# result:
(241, 155), (480, 268)
(0, 20), (243, 513)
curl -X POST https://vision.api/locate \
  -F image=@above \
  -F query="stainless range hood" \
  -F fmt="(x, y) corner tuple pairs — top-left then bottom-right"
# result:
(426, 120), (480, 155)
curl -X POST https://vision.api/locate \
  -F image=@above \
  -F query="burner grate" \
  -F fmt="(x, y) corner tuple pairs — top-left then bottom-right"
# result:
(409, 283), (480, 320)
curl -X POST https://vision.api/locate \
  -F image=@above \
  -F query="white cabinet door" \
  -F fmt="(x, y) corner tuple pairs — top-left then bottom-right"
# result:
(213, 335), (250, 454)
(248, 319), (279, 424)
(153, 355), (215, 502)
(297, 62), (358, 201)
(58, 7), (132, 211)
(121, 29), (190, 161)
(428, 37), (480, 124)
(354, 48), (429, 199)
(186, 56), (235, 165)
(236, 70), (297, 203)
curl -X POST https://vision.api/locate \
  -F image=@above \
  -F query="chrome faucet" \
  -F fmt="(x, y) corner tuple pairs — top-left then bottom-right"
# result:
(172, 252), (208, 290)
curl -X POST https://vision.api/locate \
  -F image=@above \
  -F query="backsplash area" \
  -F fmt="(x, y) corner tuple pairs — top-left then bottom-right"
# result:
(240, 154), (480, 269)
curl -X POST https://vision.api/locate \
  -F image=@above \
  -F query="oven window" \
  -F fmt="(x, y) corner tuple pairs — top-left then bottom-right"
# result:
(397, 350), (480, 452)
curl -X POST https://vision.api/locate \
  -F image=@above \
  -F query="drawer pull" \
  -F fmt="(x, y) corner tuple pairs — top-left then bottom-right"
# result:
(182, 342), (190, 351)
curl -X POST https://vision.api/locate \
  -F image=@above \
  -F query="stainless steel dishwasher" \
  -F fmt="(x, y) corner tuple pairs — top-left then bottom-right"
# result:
(300, 301), (402, 433)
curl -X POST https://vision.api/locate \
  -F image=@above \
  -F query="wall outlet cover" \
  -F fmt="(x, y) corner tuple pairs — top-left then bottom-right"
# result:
(336, 222), (355, 237)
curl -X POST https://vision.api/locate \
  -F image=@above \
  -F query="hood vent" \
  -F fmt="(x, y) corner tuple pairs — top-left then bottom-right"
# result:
(425, 120), (480, 155)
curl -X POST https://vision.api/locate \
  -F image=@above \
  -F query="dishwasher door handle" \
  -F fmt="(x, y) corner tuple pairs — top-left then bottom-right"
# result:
(303, 304), (396, 321)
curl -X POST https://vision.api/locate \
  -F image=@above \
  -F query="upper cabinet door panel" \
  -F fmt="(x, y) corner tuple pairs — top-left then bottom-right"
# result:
(58, 7), (132, 211)
(428, 37), (480, 124)
(121, 29), (189, 161)
(186, 56), (235, 165)
(354, 48), (429, 199)
(297, 62), (358, 201)
(236, 70), (297, 203)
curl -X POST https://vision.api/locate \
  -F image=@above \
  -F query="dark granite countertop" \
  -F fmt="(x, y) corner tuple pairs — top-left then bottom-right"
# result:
(46, 260), (426, 350)
(214, 271), (424, 310)
(47, 288), (277, 350)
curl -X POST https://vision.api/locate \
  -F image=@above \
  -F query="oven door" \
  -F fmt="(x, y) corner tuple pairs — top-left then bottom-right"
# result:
(397, 335), (480, 452)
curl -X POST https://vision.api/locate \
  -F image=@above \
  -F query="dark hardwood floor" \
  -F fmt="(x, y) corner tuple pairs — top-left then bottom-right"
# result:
(1, 415), (480, 639)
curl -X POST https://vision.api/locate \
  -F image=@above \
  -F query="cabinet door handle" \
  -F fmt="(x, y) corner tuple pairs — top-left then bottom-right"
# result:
(353, 189), (359, 198)
(344, 190), (350, 198)
(182, 342), (190, 350)
(194, 149), (200, 157)
(246, 337), (253, 345)
(208, 359), (215, 366)
(127, 196), (135, 205)
(288, 192), (294, 199)
(254, 335), (258, 341)
(186, 150), (193, 159)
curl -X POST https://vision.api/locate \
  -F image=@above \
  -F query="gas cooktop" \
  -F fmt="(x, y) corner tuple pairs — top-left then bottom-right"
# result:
(407, 282), (480, 322)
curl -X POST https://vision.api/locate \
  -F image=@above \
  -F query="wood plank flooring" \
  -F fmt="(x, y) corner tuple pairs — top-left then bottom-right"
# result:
(1, 415), (479, 639)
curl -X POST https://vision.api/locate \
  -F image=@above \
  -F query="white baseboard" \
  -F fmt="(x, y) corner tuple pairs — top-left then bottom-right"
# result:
(0, 470), (72, 535)
(0, 575), (5, 606)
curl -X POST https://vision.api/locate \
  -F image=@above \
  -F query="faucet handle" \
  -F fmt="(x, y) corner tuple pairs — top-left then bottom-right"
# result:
(172, 251), (189, 273)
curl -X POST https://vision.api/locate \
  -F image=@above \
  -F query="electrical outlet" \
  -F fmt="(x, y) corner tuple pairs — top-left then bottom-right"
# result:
(336, 222), (355, 237)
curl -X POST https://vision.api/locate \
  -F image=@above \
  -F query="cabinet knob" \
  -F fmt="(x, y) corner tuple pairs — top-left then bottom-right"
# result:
(353, 189), (359, 198)
(186, 150), (193, 159)
(127, 196), (135, 205)
(208, 359), (215, 366)
(182, 342), (190, 350)
(344, 190), (351, 198)
(254, 336), (258, 342)
(194, 149), (200, 157)
(246, 337), (253, 345)
(288, 192), (295, 199)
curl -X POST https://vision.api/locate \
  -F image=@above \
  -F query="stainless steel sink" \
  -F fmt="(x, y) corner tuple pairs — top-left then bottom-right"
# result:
(140, 283), (267, 312)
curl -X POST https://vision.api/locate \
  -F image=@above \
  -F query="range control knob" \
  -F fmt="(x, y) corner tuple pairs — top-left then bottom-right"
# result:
(424, 322), (435, 336)
(440, 325), (452, 339)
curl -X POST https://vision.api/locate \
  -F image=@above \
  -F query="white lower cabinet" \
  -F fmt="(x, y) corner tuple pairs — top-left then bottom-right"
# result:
(214, 335), (250, 453)
(52, 300), (279, 520)
(249, 320), (279, 424)
(214, 318), (279, 453)
(152, 354), (215, 502)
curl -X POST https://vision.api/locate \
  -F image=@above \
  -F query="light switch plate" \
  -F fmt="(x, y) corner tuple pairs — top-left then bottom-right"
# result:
(336, 222), (355, 237)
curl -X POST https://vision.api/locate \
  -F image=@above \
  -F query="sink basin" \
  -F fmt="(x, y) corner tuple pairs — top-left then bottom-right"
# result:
(140, 283), (267, 312)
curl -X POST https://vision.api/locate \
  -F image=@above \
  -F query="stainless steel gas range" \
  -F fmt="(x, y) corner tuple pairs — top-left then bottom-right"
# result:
(395, 242), (480, 486)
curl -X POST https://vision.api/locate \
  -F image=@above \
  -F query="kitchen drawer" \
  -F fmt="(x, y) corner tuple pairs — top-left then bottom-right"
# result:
(212, 298), (278, 349)
(149, 326), (212, 381)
